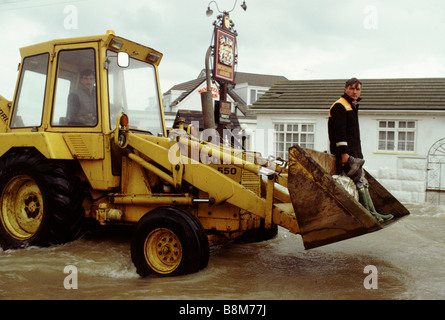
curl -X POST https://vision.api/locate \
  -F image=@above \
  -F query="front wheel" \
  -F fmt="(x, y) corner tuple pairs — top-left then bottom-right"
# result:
(131, 206), (209, 277)
(0, 150), (84, 249)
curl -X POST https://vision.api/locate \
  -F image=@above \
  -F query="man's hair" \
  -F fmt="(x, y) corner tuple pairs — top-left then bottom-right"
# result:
(345, 77), (362, 89)
(80, 69), (95, 78)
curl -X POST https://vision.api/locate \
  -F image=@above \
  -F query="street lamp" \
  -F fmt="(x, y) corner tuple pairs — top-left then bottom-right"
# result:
(240, 1), (247, 11)
(206, 0), (247, 17)
(206, 5), (214, 17)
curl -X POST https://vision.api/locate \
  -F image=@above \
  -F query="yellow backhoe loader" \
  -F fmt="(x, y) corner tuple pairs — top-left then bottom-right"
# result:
(0, 33), (409, 277)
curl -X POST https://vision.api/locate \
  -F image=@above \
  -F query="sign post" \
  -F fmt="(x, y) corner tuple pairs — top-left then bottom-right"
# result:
(203, 1), (246, 143)
(211, 13), (237, 140)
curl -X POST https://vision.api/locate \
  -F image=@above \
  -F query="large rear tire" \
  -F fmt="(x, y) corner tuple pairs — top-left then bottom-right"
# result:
(0, 149), (84, 249)
(131, 206), (209, 277)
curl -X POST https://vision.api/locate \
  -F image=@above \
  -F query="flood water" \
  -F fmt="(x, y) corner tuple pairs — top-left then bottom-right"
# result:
(0, 203), (444, 301)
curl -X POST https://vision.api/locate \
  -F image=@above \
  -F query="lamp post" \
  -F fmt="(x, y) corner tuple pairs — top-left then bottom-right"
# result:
(201, 0), (246, 142)
(206, 0), (247, 17)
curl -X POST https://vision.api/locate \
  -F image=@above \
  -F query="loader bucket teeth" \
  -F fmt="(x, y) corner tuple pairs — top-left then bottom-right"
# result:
(287, 145), (410, 249)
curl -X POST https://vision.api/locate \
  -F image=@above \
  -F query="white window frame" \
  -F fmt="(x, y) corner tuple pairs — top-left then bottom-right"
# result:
(249, 88), (267, 104)
(273, 121), (315, 160)
(377, 120), (417, 153)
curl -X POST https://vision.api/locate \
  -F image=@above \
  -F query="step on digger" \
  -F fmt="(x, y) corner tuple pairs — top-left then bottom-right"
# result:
(0, 33), (409, 277)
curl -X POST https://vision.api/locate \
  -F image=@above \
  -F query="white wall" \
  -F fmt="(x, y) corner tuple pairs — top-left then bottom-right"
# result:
(359, 111), (445, 203)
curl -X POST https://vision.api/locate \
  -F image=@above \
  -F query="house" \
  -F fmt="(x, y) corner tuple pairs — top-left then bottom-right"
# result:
(162, 70), (287, 139)
(251, 78), (445, 205)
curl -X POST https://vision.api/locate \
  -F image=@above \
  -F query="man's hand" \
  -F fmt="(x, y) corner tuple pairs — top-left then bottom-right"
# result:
(341, 153), (350, 166)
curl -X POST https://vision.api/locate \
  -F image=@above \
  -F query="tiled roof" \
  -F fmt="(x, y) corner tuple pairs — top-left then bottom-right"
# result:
(251, 78), (445, 111)
(232, 71), (288, 87)
(164, 77), (205, 96)
(164, 71), (288, 97)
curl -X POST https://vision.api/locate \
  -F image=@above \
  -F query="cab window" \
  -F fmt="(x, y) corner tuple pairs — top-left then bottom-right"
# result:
(11, 53), (49, 128)
(106, 50), (164, 135)
(52, 48), (98, 127)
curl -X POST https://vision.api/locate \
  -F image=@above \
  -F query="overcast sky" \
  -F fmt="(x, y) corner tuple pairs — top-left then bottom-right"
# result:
(1, 0), (445, 100)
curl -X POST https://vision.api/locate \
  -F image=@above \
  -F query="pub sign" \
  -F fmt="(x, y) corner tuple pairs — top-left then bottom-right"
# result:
(213, 14), (236, 84)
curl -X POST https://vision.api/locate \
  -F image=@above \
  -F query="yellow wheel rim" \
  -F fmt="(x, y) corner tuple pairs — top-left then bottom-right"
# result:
(0, 175), (44, 240)
(144, 228), (182, 275)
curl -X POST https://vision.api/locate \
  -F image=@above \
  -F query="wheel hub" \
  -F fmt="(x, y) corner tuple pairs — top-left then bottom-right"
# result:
(1, 175), (44, 240)
(158, 235), (180, 262)
(144, 228), (182, 274)
(24, 195), (40, 219)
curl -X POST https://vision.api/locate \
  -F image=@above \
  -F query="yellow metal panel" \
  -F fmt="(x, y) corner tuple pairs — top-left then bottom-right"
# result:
(121, 156), (152, 195)
(78, 159), (119, 190)
(0, 132), (73, 159)
(18, 34), (163, 65)
(272, 203), (300, 234)
(0, 95), (11, 133)
(241, 169), (261, 195)
(199, 217), (240, 233)
(18, 35), (111, 59)
(264, 177), (274, 228)
(63, 134), (105, 159)
(112, 195), (193, 206)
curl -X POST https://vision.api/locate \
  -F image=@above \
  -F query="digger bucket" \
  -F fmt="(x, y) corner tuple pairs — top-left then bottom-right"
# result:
(286, 145), (410, 249)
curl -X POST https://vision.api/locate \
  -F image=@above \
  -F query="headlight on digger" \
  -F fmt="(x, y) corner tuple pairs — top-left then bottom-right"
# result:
(118, 132), (127, 148)
(115, 113), (129, 148)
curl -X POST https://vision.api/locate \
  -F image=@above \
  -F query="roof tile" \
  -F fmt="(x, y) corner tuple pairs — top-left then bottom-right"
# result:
(252, 78), (445, 110)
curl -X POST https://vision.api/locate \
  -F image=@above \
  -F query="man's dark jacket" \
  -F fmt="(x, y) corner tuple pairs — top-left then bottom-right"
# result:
(328, 93), (363, 173)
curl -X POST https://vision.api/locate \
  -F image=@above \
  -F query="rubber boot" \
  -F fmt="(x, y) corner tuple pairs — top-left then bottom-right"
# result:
(358, 188), (394, 222)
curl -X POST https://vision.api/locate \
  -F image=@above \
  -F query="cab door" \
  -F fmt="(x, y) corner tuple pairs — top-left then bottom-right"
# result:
(47, 43), (119, 190)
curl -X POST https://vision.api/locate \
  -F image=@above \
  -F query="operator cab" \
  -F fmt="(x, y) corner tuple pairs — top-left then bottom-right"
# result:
(9, 33), (165, 137)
